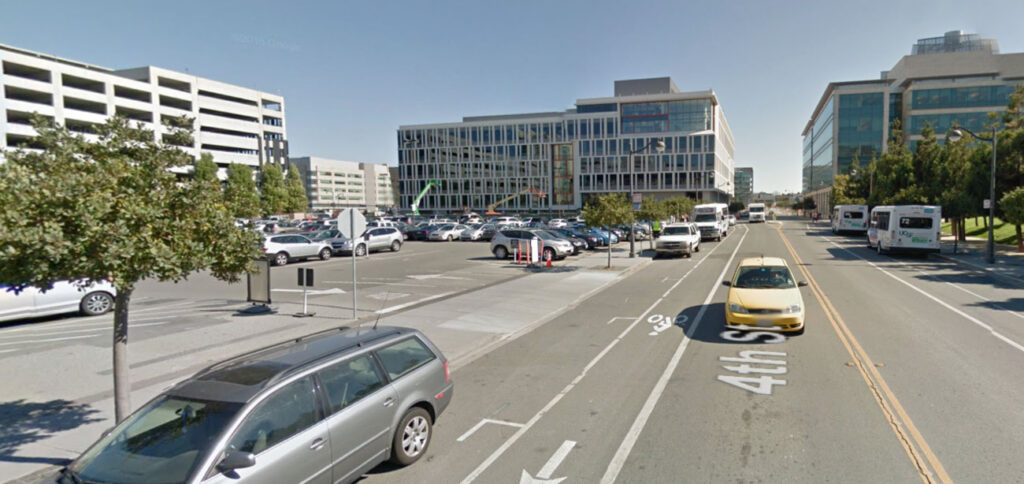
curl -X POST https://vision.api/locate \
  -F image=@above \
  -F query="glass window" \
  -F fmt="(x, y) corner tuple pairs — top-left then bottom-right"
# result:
(899, 217), (933, 229)
(228, 377), (318, 454)
(733, 266), (796, 289)
(318, 355), (385, 414)
(580, 120), (588, 138)
(376, 337), (437, 380)
(844, 211), (864, 219)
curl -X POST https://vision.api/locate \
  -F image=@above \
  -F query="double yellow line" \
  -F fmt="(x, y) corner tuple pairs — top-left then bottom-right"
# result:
(775, 223), (951, 484)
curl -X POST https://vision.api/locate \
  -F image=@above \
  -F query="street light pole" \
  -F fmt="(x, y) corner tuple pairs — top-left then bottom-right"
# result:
(948, 127), (997, 264)
(628, 138), (665, 258)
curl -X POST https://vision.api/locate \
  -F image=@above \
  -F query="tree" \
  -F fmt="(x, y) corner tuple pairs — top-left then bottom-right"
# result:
(0, 116), (262, 422)
(259, 163), (288, 216)
(663, 197), (696, 222)
(940, 135), (976, 253)
(637, 197), (668, 250)
(1001, 186), (1024, 252)
(193, 152), (220, 186)
(581, 193), (633, 268)
(225, 163), (260, 218)
(284, 164), (309, 214)
(728, 200), (745, 214)
(872, 119), (916, 205)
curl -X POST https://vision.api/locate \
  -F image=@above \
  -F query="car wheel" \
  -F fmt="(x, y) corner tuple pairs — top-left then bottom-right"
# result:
(695, 244), (700, 252)
(543, 247), (555, 261)
(274, 252), (289, 266)
(494, 246), (508, 259)
(390, 407), (432, 466)
(319, 248), (331, 261)
(391, 240), (402, 252)
(80, 291), (114, 316)
(447, 235), (453, 242)
(355, 244), (367, 257)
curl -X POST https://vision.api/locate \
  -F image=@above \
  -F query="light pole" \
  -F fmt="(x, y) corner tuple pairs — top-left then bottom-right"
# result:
(948, 126), (997, 264)
(628, 138), (665, 258)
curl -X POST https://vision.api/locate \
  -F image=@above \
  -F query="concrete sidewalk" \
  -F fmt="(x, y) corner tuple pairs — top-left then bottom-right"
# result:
(938, 236), (1024, 286)
(3, 245), (651, 484)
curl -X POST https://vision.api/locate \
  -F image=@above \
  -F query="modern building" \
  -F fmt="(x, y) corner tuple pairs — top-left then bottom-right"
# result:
(289, 156), (396, 213)
(397, 77), (735, 214)
(734, 167), (753, 203)
(802, 30), (1024, 204)
(0, 43), (288, 174)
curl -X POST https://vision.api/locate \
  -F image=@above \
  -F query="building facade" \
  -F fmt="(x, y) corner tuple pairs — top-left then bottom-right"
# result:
(397, 77), (735, 214)
(803, 30), (1024, 194)
(734, 167), (753, 203)
(0, 43), (287, 174)
(289, 156), (396, 213)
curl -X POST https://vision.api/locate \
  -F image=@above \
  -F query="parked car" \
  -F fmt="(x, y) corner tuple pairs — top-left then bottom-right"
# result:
(406, 223), (435, 241)
(490, 229), (573, 261)
(728, 215), (737, 226)
(333, 227), (404, 256)
(263, 234), (332, 266)
(552, 228), (600, 250)
(539, 229), (585, 255)
(308, 229), (342, 242)
(723, 257), (808, 334)
(0, 280), (116, 323)
(585, 228), (619, 246)
(428, 224), (468, 241)
(655, 223), (701, 258)
(63, 326), (453, 484)
(547, 218), (568, 228)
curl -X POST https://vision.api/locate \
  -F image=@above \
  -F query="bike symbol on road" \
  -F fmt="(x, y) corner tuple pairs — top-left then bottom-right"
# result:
(647, 314), (687, 336)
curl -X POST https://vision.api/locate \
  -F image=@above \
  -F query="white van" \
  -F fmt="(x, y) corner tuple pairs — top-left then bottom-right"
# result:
(831, 204), (868, 234)
(867, 205), (942, 255)
(692, 203), (729, 241)
(748, 203), (766, 223)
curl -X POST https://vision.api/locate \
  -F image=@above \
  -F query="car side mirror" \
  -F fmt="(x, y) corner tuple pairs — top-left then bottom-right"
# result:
(217, 450), (255, 472)
(721, 281), (731, 286)
(797, 281), (808, 287)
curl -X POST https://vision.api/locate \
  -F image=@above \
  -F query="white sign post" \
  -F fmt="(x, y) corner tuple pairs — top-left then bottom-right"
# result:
(338, 209), (367, 319)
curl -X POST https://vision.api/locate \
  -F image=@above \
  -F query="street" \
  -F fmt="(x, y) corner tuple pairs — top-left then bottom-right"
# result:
(2, 219), (1024, 483)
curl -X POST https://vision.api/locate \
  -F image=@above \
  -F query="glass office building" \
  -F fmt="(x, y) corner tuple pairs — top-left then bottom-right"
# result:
(397, 77), (735, 214)
(734, 167), (753, 203)
(803, 30), (1024, 195)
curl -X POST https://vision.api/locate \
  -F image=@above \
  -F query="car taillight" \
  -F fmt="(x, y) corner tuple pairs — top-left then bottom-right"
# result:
(261, 247), (267, 252)
(443, 360), (450, 383)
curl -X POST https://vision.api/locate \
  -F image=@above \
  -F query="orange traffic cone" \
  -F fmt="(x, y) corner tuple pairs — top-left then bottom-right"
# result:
(546, 252), (552, 267)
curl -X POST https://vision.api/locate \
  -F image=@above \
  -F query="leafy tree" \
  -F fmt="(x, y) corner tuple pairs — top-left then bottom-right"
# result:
(637, 197), (667, 250)
(193, 152), (219, 185)
(728, 200), (745, 214)
(913, 124), (944, 205)
(225, 163), (260, 218)
(940, 135), (976, 252)
(872, 119), (916, 205)
(259, 163), (288, 216)
(663, 197), (696, 222)
(581, 193), (633, 268)
(284, 164), (309, 214)
(0, 116), (261, 422)
(1001, 186), (1024, 252)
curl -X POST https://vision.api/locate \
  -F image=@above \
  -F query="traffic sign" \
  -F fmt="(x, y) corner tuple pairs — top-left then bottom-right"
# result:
(337, 208), (366, 239)
(983, 199), (991, 209)
(632, 193), (642, 204)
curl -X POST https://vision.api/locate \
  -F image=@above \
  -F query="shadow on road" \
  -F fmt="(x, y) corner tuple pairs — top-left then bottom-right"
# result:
(0, 399), (101, 465)
(825, 247), (862, 261)
(967, 297), (1024, 313)
(670, 303), (795, 344)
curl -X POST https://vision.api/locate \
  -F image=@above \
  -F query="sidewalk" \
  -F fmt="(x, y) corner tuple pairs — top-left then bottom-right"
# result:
(938, 236), (1024, 286)
(3, 245), (651, 484)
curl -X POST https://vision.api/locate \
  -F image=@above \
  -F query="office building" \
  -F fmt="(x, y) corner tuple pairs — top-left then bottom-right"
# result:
(0, 43), (287, 173)
(803, 30), (1024, 206)
(734, 167), (753, 203)
(397, 77), (735, 214)
(289, 156), (396, 213)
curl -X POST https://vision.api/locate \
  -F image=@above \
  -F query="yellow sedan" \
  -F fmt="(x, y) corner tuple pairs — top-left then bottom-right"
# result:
(723, 257), (808, 334)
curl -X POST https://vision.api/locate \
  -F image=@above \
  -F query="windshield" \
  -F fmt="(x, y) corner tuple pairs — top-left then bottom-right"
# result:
(750, 206), (765, 213)
(662, 226), (691, 236)
(694, 214), (718, 223)
(532, 231), (556, 240)
(71, 396), (242, 484)
(732, 266), (796, 289)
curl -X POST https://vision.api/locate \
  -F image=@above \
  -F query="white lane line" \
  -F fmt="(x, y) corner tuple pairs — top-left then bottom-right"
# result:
(0, 320), (172, 341)
(377, 292), (456, 314)
(325, 281), (434, 288)
(537, 440), (576, 479)
(827, 240), (1024, 354)
(0, 334), (96, 347)
(885, 259), (1024, 321)
(456, 418), (524, 442)
(602, 225), (749, 484)
(606, 317), (635, 325)
(0, 348), (18, 354)
(661, 225), (742, 298)
(461, 295), (667, 484)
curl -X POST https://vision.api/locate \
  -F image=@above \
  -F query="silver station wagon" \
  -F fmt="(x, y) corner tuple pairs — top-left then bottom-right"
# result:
(62, 326), (453, 484)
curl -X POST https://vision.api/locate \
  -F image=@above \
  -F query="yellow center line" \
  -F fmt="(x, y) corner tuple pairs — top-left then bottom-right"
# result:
(775, 222), (952, 484)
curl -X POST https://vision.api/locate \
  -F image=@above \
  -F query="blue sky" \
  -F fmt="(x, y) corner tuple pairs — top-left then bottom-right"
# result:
(3, 0), (1023, 192)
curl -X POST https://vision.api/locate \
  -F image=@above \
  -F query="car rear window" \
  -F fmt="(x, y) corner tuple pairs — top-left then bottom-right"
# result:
(844, 211), (864, 219)
(662, 226), (691, 235)
(375, 337), (437, 380)
(899, 217), (933, 229)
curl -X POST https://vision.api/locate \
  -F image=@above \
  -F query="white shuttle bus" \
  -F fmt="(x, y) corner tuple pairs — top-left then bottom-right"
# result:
(831, 204), (868, 234)
(692, 203), (729, 241)
(748, 203), (766, 223)
(867, 205), (942, 255)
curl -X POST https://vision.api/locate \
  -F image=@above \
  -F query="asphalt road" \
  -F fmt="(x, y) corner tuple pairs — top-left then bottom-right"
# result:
(361, 219), (1024, 484)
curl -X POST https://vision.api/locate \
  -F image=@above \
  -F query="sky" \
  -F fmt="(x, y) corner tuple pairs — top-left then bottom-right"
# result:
(3, 0), (1023, 193)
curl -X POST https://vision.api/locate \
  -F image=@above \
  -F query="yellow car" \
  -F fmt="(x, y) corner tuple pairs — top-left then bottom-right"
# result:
(723, 257), (808, 334)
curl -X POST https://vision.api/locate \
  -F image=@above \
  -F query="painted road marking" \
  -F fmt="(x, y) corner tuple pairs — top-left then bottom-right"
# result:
(776, 222), (951, 484)
(720, 329), (787, 344)
(520, 440), (576, 483)
(368, 292), (410, 300)
(377, 292), (456, 314)
(0, 334), (96, 347)
(606, 316), (635, 325)
(456, 418), (525, 442)
(646, 314), (686, 336)
(601, 225), (749, 484)
(717, 350), (788, 395)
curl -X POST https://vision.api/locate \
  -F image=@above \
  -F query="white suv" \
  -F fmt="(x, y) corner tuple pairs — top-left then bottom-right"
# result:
(263, 234), (333, 266)
(655, 223), (701, 258)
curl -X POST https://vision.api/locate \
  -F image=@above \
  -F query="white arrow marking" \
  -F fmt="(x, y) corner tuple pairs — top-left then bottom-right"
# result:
(537, 440), (576, 479)
(520, 470), (566, 484)
(456, 418), (524, 442)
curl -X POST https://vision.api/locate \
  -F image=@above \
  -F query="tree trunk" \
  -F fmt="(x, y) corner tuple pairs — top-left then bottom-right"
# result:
(951, 218), (958, 254)
(113, 289), (132, 423)
(607, 236), (612, 268)
(1017, 224), (1023, 252)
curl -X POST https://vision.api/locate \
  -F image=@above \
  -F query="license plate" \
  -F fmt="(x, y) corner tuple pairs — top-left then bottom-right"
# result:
(756, 320), (773, 327)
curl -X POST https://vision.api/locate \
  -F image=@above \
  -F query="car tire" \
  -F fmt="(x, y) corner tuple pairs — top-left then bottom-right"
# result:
(273, 252), (289, 266)
(80, 291), (114, 316)
(447, 235), (453, 242)
(355, 244), (367, 257)
(318, 248), (331, 261)
(494, 246), (508, 259)
(543, 247), (555, 262)
(390, 407), (432, 466)
(695, 244), (700, 252)
(391, 240), (402, 252)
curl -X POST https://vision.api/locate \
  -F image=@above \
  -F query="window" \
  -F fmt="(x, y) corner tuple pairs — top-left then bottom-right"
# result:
(318, 356), (385, 414)
(844, 211), (864, 219)
(228, 377), (318, 454)
(733, 266), (796, 289)
(873, 212), (891, 230)
(899, 217), (933, 229)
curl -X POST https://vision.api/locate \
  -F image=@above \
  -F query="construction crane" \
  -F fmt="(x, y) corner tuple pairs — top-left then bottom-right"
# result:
(410, 179), (441, 215)
(485, 187), (546, 215)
